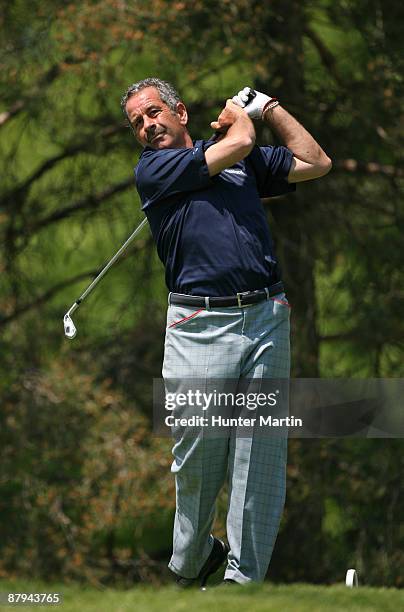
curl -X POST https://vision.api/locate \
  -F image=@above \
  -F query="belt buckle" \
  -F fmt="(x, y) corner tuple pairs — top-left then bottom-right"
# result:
(236, 291), (250, 307)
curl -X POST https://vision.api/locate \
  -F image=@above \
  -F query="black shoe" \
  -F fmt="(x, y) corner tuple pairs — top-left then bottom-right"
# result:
(175, 538), (229, 589)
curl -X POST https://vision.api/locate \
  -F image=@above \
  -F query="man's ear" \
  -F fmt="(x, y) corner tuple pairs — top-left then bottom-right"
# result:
(176, 102), (188, 126)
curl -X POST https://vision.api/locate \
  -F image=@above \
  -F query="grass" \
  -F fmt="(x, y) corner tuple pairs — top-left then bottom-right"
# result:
(0, 580), (402, 612)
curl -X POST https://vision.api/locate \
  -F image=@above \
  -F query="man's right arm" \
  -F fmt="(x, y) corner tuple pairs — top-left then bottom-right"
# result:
(205, 100), (256, 177)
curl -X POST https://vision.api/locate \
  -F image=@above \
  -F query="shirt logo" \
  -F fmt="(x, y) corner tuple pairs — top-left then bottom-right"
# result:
(222, 168), (246, 177)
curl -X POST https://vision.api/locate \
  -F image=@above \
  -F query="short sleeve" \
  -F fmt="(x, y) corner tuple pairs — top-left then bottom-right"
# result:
(247, 145), (296, 197)
(135, 140), (212, 209)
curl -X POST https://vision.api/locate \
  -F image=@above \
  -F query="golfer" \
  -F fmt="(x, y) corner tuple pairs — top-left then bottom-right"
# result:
(121, 78), (331, 587)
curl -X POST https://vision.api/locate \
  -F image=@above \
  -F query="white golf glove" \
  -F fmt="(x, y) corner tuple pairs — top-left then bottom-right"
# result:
(232, 87), (279, 120)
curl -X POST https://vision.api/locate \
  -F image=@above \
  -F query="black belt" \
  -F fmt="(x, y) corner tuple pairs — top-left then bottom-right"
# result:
(169, 281), (284, 308)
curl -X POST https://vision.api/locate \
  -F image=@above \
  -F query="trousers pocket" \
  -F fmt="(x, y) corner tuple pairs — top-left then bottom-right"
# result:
(271, 293), (292, 319)
(167, 307), (205, 329)
(273, 298), (291, 309)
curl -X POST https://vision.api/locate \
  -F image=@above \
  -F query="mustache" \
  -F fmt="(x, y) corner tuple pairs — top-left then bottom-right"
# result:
(147, 128), (165, 143)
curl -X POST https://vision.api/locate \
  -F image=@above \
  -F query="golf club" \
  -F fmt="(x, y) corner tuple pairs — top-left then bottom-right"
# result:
(63, 217), (148, 339)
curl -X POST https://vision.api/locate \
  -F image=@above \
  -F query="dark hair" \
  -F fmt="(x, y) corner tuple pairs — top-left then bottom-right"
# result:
(120, 77), (181, 122)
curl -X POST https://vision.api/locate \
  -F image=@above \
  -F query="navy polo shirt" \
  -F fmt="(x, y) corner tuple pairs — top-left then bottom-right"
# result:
(135, 139), (295, 296)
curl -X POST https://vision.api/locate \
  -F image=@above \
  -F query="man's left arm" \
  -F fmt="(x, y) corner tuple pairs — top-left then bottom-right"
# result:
(232, 87), (332, 183)
(263, 105), (332, 183)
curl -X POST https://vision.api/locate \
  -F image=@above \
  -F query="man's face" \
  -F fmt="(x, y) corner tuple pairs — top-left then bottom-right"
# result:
(125, 87), (189, 149)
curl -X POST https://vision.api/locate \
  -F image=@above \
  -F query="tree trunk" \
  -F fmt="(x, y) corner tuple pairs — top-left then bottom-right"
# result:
(258, 0), (320, 377)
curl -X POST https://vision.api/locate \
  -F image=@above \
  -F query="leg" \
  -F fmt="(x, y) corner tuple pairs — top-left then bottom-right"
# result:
(169, 435), (229, 577)
(163, 304), (242, 578)
(225, 296), (291, 583)
(225, 434), (287, 583)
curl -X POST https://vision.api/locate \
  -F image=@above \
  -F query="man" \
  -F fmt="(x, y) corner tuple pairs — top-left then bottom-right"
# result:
(121, 78), (331, 587)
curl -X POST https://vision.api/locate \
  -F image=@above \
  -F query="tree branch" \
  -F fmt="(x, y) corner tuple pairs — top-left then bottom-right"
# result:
(0, 100), (25, 127)
(303, 25), (344, 87)
(334, 159), (403, 178)
(0, 59), (82, 130)
(26, 178), (134, 235)
(1, 123), (126, 211)
(0, 271), (95, 327)
(0, 242), (145, 328)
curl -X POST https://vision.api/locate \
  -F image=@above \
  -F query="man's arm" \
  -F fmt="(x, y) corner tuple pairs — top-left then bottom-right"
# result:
(263, 105), (332, 183)
(205, 100), (256, 177)
(232, 87), (331, 183)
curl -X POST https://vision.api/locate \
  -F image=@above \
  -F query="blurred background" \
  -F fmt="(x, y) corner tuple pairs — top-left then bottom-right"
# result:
(0, 0), (403, 588)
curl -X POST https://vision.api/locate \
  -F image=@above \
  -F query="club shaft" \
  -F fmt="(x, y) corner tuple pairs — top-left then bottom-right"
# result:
(77, 217), (148, 304)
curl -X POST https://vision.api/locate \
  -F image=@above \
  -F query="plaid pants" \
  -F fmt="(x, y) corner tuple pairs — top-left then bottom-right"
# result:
(162, 293), (291, 583)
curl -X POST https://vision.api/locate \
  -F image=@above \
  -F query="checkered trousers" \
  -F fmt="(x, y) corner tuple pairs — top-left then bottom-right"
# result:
(162, 293), (291, 583)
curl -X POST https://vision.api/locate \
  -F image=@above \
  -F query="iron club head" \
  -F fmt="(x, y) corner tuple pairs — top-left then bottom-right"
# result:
(64, 313), (77, 339)
(61, 218), (148, 339)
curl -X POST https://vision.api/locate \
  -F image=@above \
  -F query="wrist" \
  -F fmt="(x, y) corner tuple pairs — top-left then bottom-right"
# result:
(262, 98), (280, 120)
(229, 120), (255, 142)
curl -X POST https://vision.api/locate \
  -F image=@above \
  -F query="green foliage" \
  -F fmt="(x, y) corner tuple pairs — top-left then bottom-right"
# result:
(0, 359), (173, 582)
(273, 440), (403, 587)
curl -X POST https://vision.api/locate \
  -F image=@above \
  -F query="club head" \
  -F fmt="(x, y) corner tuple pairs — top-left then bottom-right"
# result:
(64, 313), (77, 339)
